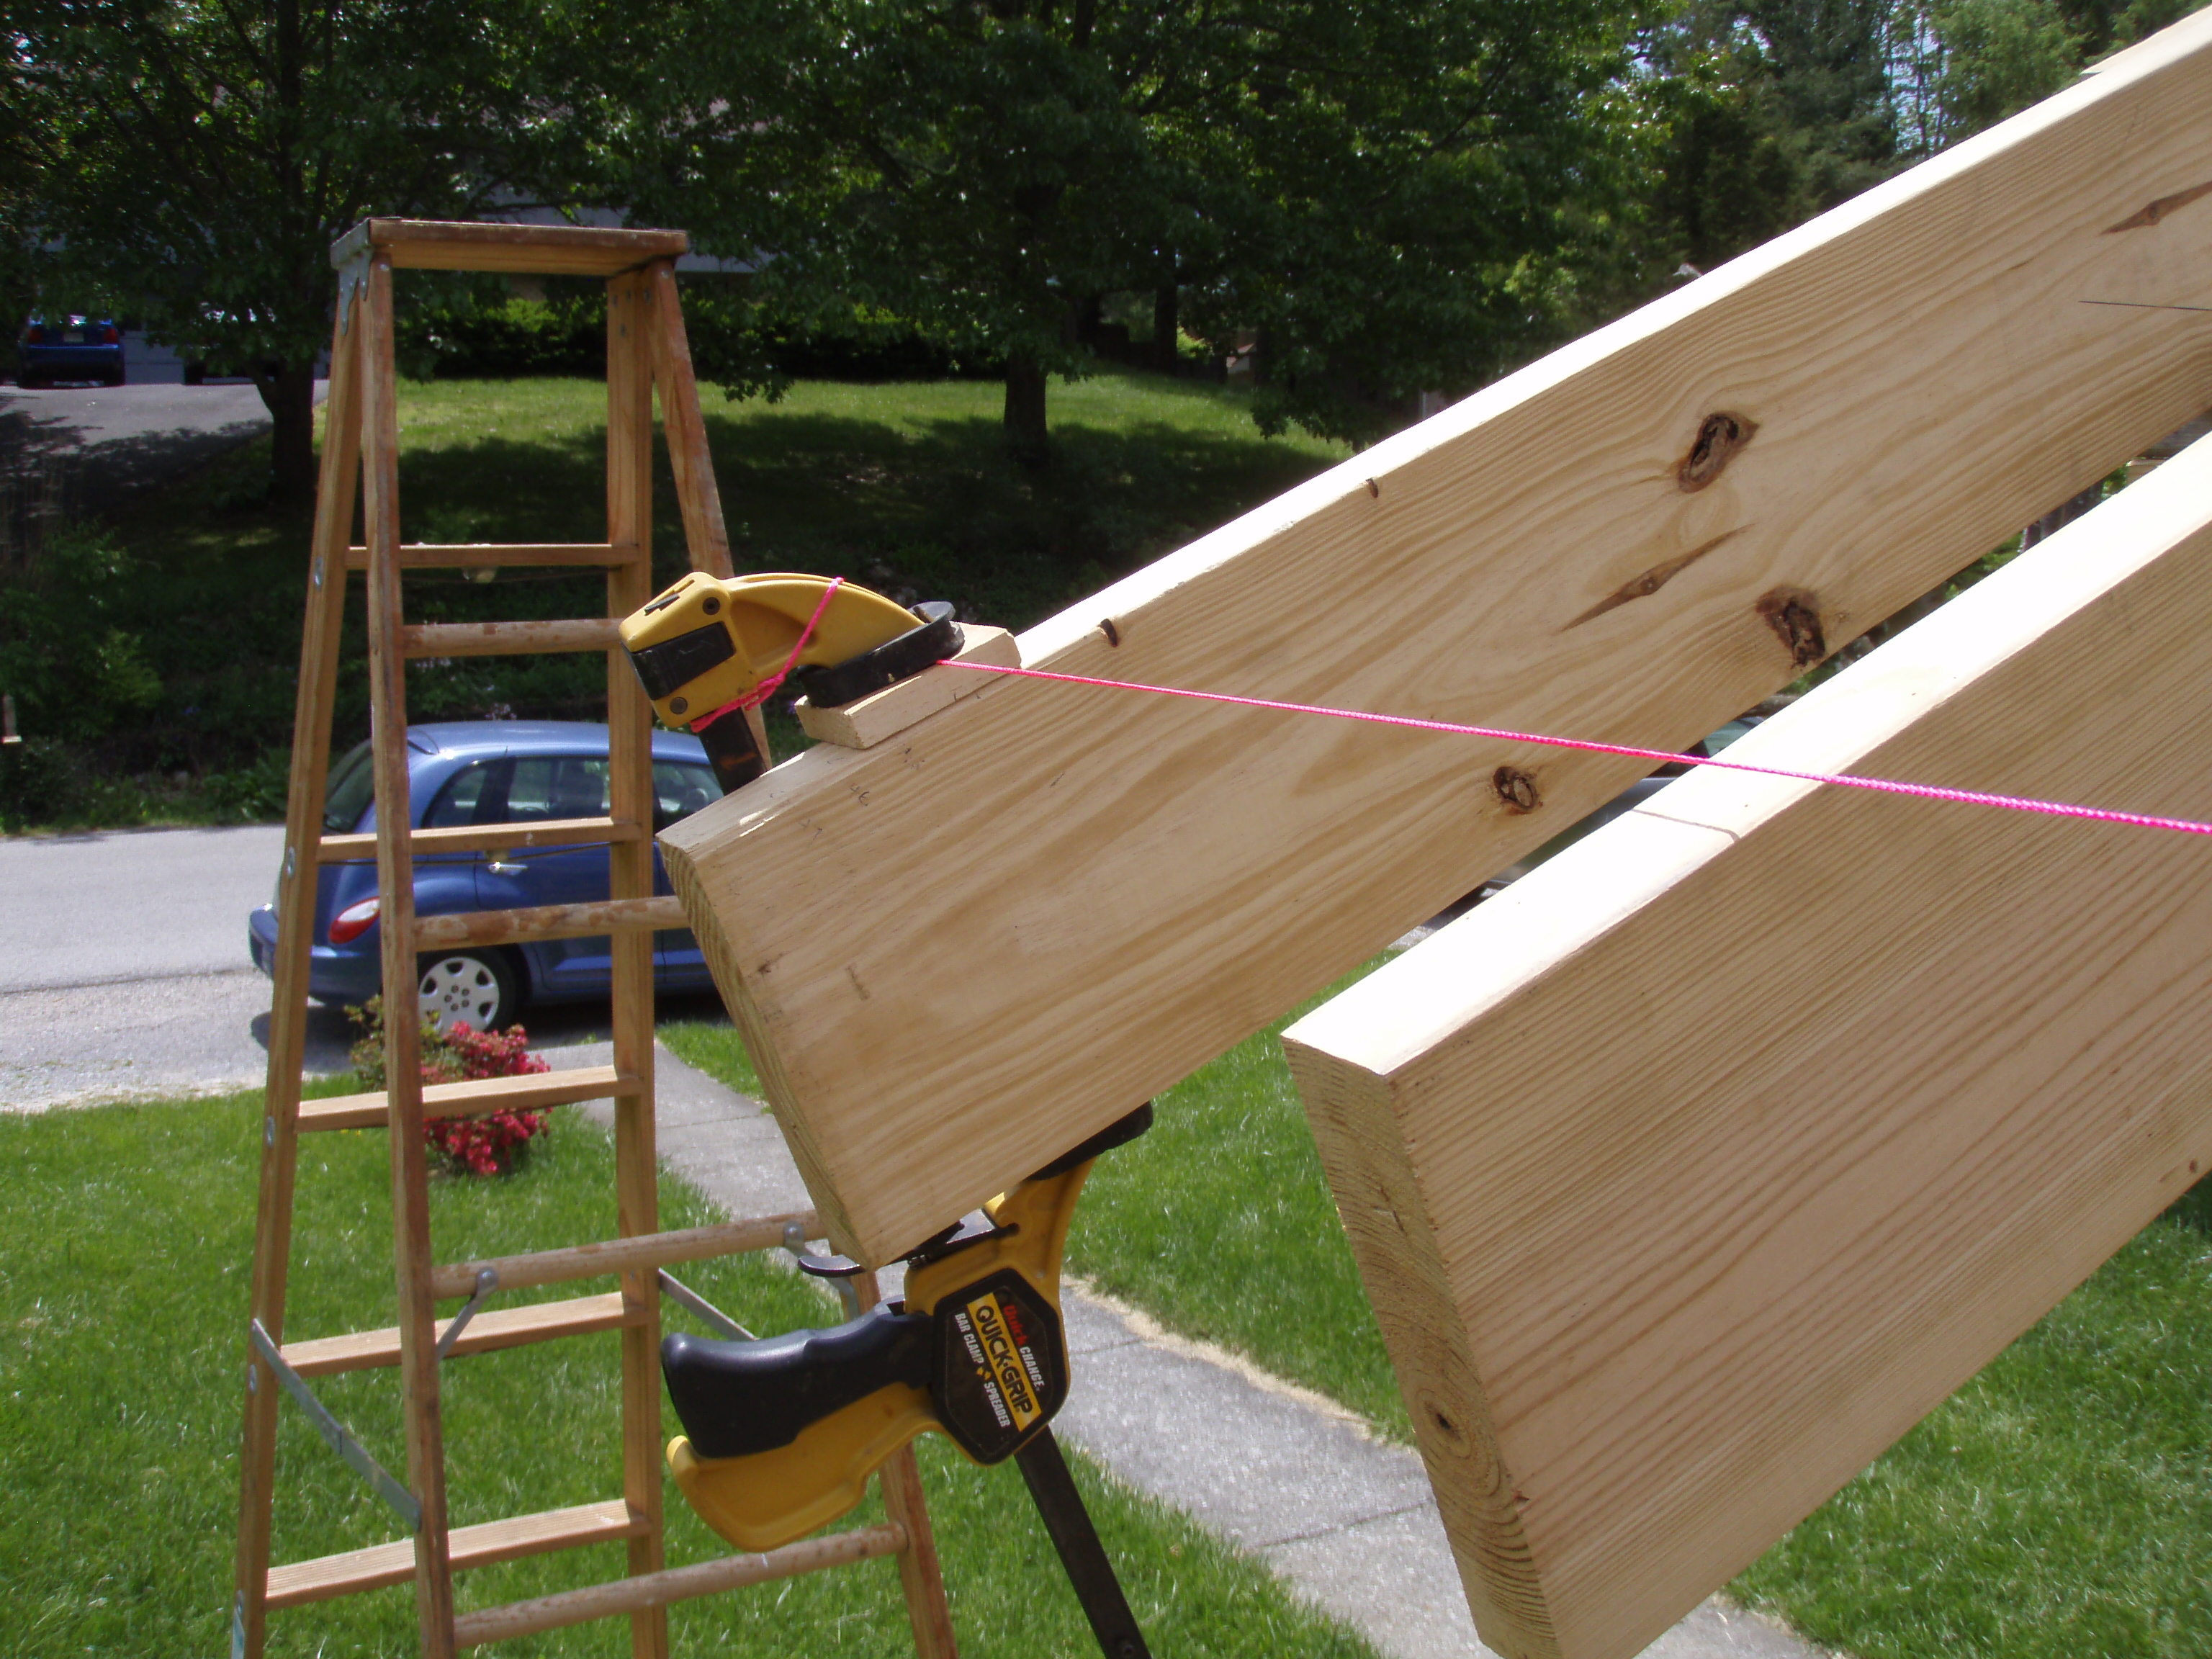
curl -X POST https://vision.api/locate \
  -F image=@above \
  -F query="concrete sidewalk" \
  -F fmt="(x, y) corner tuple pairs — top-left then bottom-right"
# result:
(567, 1037), (1824, 1659)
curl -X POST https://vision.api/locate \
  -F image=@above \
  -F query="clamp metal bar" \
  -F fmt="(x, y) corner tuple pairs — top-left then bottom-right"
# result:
(655, 1269), (754, 1341)
(436, 1268), (500, 1360)
(782, 1221), (866, 1320)
(1016, 1426), (1151, 1659)
(248, 1318), (423, 1533)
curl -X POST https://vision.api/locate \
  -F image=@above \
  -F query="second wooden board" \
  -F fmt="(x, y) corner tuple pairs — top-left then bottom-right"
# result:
(1282, 436), (2212, 1659)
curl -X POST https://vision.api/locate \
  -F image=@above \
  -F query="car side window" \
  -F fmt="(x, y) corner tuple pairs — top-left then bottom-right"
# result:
(507, 756), (610, 824)
(423, 763), (497, 829)
(652, 761), (723, 830)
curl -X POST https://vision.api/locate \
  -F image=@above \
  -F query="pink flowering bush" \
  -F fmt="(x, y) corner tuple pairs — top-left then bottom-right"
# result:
(346, 997), (552, 1175)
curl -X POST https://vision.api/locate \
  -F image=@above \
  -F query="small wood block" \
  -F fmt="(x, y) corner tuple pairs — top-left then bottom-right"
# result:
(796, 624), (1020, 750)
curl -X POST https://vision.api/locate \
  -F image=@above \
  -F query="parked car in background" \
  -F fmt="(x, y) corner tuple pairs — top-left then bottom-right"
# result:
(248, 721), (726, 1033)
(16, 314), (126, 387)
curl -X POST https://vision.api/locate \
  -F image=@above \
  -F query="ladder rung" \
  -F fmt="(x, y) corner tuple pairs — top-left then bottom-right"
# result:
(451, 1523), (908, 1648)
(318, 816), (643, 863)
(413, 896), (685, 950)
(343, 541), (640, 572)
(400, 619), (623, 659)
(299, 1065), (639, 1133)
(266, 1500), (644, 1609)
(282, 1292), (642, 1377)
(431, 1211), (818, 1300)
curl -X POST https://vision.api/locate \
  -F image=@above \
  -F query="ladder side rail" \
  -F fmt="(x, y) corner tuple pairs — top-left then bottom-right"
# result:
(607, 265), (671, 1659)
(644, 261), (769, 763)
(855, 1272), (960, 1656)
(361, 250), (459, 1659)
(644, 258), (734, 582)
(235, 268), (369, 1659)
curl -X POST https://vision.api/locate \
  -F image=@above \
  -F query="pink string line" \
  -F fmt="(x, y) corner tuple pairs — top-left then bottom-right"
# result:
(691, 576), (848, 732)
(944, 658), (2212, 840)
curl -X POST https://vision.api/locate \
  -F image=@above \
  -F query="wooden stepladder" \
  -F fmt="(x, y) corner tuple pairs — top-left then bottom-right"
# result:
(235, 219), (958, 1659)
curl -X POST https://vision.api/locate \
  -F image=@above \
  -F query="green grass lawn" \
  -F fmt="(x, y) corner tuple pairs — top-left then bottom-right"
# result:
(4, 367), (1345, 831)
(667, 1003), (2212, 1657)
(0, 1087), (1374, 1659)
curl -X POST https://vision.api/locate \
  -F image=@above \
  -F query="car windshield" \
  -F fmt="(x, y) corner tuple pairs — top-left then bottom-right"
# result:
(323, 739), (377, 832)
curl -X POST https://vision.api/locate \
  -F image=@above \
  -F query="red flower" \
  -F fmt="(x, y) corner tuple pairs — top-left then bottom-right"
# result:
(418, 1019), (551, 1175)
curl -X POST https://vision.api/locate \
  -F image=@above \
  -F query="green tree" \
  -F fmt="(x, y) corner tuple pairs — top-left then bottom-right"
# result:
(4, 0), (590, 498)
(636, 0), (1646, 459)
(1181, 1), (1646, 446)
(1637, 0), (1905, 272)
(627, 0), (1217, 462)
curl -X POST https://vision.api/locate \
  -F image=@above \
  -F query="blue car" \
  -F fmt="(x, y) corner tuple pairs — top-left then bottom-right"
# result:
(17, 314), (126, 387)
(248, 721), (724, 1032)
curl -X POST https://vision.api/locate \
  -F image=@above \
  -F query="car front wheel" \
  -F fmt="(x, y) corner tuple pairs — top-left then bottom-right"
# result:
(418, 950), (518, 1036)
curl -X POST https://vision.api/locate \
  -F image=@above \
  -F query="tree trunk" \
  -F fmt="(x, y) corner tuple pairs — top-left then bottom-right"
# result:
(1152, 284), (1179, 373)
(1004, 352), (1048, 465)
(258, 359), (320, 503)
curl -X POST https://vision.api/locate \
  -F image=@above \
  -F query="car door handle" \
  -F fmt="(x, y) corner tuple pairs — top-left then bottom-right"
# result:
(486, 860), (527, 876)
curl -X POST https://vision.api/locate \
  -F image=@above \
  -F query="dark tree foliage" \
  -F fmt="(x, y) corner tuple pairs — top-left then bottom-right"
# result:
(1184, 1), (1645, 446)
(3, 0), (598, 498)
(626, 0), (1645, 457)
(1639, 0), (1902, 273)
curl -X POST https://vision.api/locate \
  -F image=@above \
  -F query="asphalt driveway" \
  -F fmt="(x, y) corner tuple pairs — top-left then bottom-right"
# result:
(0, 374), (326, 508)
(0, 822), (720, 1110)
(0, 823), (324, 1107)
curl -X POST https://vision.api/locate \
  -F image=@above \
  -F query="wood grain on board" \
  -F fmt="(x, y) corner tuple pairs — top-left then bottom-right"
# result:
(1281, 435), (2212, 1659)
(660, 12), (2212, 1264)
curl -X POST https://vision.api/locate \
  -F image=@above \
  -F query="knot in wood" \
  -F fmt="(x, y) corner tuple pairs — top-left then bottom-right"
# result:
(1493, 767), (1542, 814)
(1756, 588), (1827, 668)
(1678, 411), (1758, 492)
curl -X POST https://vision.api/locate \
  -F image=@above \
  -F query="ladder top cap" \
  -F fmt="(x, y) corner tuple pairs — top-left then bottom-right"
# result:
(331, 218), (690, 275)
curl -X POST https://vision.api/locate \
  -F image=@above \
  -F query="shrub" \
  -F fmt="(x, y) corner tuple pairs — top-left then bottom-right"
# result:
(200, 747), (291, 822)
(346, 996), (552, 1175)
(0, 735), (78, 832)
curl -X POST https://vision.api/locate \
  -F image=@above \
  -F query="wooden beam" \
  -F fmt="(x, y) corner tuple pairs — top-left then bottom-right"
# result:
(1280, 435), (2212, 1659)
(660, 11), (2212, 1265)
